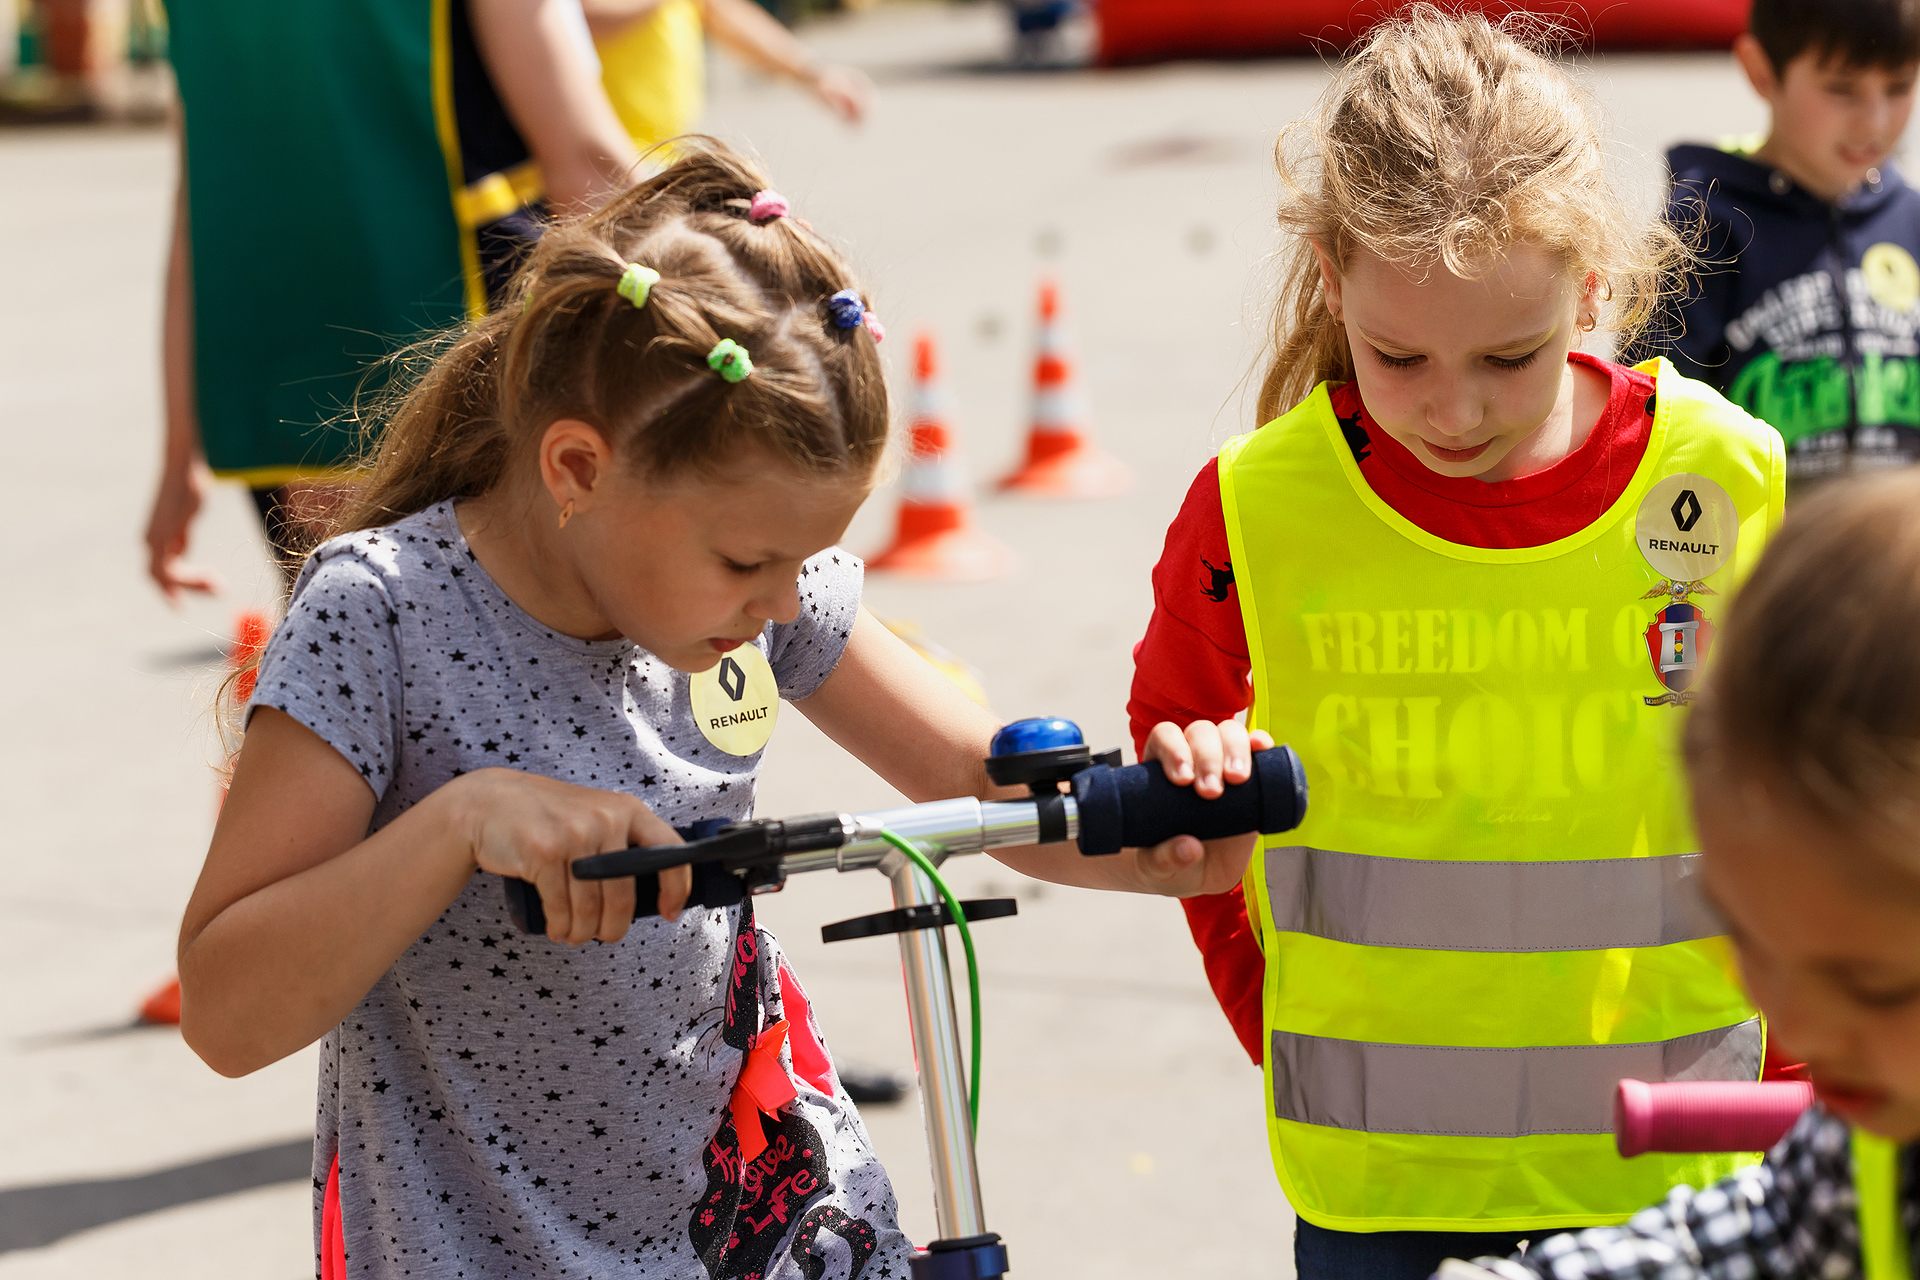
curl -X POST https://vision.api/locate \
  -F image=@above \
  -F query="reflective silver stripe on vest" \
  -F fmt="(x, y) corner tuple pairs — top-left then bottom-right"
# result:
(1270, 1018), (1763, 1137)
(1265, 846), (1724, 952)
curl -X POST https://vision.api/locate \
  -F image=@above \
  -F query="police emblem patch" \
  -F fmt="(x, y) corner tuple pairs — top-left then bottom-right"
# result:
(1643, 601), (1714, 707)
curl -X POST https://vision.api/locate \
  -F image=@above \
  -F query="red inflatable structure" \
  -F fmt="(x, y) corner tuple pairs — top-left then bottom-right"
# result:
(1096, 1), (1748, 65)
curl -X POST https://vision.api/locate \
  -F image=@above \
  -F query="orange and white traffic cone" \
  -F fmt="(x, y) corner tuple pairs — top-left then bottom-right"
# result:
(999, 278), (1132, 499)
(868, 334), (1016, 582)
(137, 609), (273, 1027)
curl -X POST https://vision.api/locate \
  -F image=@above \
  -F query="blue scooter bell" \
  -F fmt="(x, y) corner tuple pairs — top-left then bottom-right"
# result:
(984, 716), (1121, 793)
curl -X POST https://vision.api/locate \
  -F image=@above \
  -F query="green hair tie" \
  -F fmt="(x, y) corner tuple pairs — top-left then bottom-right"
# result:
(707, 338), (754, 383)
(616, 262), (660, 309)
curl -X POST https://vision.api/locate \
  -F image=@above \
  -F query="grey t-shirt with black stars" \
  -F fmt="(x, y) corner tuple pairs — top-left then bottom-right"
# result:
(250, 502), (910, 1280)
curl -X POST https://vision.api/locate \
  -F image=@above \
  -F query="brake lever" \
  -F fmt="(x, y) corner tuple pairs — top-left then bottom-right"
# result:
(571, 812), (858, 881)
(572, 821), (779, 880)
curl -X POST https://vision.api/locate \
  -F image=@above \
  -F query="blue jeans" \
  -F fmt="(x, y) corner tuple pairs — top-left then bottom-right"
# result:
(1294, 1219), (1533, 1280)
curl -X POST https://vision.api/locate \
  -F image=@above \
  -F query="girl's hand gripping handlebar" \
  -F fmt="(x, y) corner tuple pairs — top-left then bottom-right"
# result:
(1070, 748), (1304, 855)
(502, 724), (1307, 935)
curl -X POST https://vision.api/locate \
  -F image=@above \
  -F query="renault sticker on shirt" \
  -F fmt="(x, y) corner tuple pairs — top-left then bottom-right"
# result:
(1635, 473), (1736, 583)
(690, 643), (779, 755)
(1634, 474), (1735, 707)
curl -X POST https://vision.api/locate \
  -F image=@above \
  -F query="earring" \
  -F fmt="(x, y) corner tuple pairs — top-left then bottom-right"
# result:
(558, 499), (575, 530)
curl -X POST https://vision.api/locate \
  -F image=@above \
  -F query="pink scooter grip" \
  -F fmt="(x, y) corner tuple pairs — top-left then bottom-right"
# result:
(1614, 1079), (1816, 1157)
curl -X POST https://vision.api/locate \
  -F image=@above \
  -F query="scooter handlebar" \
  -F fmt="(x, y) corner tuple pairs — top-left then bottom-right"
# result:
(504, 743), (1310, 933)
(1613, 1079), (1815, 1157)
(1071, 744), (1308, 857)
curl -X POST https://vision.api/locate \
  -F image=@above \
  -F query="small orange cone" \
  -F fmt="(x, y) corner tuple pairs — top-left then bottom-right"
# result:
(137, 610), (272, 1027)
(868, 334), (1016, 582)
(139, 977), (182, 1025)
(999, 278), (1132, 499)
(230, 608), (269, 704)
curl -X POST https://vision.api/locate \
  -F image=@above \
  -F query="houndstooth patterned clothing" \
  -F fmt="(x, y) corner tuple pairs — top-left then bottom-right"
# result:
(1474, 1106), (1917, 1280)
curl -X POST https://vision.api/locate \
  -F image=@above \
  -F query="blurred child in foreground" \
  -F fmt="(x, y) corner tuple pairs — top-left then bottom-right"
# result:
(1472, 470), (1920, 1280)
(1627, 0), (1920, 495)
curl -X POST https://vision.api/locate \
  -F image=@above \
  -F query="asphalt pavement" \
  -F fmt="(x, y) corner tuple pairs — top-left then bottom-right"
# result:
(0, 6), (1763, 1275)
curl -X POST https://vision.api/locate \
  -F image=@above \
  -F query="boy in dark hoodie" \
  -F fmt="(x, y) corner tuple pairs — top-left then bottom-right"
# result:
(1628, 0), (1920, 494)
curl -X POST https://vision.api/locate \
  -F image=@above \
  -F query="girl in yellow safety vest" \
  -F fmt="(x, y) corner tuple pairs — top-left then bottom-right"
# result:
(1467, 471), (1920, 1280)
(1130, 6), (1790, 1277)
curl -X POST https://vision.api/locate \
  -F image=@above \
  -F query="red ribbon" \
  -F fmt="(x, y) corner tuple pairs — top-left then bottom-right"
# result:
(729, 1019), (798, 1163)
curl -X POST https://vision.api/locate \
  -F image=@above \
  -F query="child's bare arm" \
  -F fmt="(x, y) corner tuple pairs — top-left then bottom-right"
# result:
(700, 0), (871, 123)
(797, 609), (1260, 896)
(469, 0), (638, 216)
(145, 118), (219, 602)
(177, 709), (682, 1077)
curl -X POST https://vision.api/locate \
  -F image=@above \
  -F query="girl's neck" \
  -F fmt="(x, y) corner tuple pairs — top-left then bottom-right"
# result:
(455, 486), (620, 642)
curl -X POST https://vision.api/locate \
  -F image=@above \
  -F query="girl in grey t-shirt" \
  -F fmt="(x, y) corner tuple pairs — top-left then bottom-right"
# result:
(176, 142), (1260, 1280)
(177, 146), (917, 1280)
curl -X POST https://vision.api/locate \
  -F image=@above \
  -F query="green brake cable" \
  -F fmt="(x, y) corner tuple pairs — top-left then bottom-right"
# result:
(873, 828), (981, 1134)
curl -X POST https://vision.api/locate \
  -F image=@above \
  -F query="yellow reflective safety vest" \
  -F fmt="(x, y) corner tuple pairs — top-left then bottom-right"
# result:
(1855, 1129), (1912, 1280)
(1221, 359), (1784, 1232)
(596, 0), (705, 152)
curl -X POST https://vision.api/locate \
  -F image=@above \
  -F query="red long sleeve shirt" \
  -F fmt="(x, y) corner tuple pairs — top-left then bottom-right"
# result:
(1128, 353), (1659, 1064)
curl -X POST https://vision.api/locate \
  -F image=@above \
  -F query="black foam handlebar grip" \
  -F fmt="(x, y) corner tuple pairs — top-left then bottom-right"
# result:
(1071, 743), (1307, 857)
(504, 862), (747, 935)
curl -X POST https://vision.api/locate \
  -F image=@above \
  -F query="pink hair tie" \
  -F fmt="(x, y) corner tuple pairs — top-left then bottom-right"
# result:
(862, 312), (886, 344)
(748, 189), (790, 224)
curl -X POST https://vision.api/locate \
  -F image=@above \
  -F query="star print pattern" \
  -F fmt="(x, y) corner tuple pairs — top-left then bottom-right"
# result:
(246, 504), (902, 1279)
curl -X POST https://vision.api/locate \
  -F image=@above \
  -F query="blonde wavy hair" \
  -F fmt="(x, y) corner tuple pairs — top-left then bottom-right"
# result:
(1257, 5), (1692, 422)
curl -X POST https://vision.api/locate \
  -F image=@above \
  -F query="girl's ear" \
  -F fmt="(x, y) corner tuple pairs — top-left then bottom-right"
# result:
(538, 418), (618, 515)
(1311, 241), (1344, 322)
(1578, 269), (1604, 331)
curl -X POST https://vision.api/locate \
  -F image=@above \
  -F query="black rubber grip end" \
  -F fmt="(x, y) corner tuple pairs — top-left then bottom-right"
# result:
(1070, 744), (1308, 857)
(504, 876), (545, 934)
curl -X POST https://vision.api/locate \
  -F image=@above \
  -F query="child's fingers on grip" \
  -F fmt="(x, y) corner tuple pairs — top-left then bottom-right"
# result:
(656, 865), (692, 922)
(1143, 721), (1197, 783)
(564, 873), (607, 947)
(1183, 721), (1227, 798)
(1136, 835), (1204, 895)
(595, 875), (636, 944)
(1216, 719), (1255, 786)
(534, 862), (575, 945)
(624, 800), (682, 853)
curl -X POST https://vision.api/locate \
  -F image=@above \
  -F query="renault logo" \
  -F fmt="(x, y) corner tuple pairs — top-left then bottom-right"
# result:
(717, 655), (747, 701)
(1670, 489), (1702, 533)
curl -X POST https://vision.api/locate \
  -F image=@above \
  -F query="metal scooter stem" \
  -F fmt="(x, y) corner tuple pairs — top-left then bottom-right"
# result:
(884, 850), (988, 1241)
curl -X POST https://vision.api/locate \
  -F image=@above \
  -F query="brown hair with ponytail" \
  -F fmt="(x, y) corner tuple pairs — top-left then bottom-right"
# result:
(334, 137), (889, 537)
(1257, 5), (1692, 422)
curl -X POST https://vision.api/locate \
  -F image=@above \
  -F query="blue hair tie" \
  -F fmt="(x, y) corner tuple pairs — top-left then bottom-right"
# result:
(826, 289), (866, 330)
